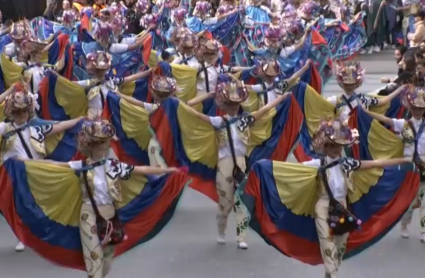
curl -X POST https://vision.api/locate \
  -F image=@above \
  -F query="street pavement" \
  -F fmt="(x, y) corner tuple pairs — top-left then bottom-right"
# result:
(1, 49), (424, 278)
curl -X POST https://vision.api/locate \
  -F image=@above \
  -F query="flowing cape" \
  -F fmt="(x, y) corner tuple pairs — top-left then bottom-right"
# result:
(240, 159), (420, 265)
(149, 95), (303, 201)
(0, 159), (190, 270)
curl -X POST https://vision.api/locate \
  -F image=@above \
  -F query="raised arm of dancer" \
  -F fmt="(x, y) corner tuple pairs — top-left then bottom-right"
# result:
(288, 59), (311, 82)
(185, 103), (214, 124)
(186, 92), (215, 106)
(133, 165), (180, 175)
(251, 93), (290, 120)
(362, 109), (394, 127)
(360, 157), (410, 170)
(113, 91), (146, 108)
(122, 68), (154, 84)
(49, 116), (84, 135)
(375, 84), (408, 106)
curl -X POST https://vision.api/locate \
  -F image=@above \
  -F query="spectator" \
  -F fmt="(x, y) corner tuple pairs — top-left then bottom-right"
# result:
(407, 10), (425, 49)
(378, 55), (417, 95)
(43, 0), (58, 21)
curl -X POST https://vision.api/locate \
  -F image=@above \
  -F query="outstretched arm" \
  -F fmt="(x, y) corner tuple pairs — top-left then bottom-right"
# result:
(251, 93), (290, 121)
(133, 165), (180, 175)
(49, 116), (84, 135)
(360, 157), (410, 170)
(376, 84), (408, 106)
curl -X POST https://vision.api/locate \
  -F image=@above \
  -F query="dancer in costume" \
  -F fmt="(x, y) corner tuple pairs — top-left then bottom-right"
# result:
(0, 88), (82, 252)
(303, 118), (410, 277)
(238, 117), (414, 278)
(172, 31), (199, 67)
(4, 21), (30, 58)
(183, 76), (293, 249)
(112, 74), (178, 168)
(75, 51), (155, 118)
(24, 118), (185, 278)
(362, 85), (425, 242)
(245, 59), (312, 107)
(327, 62), (406, 122)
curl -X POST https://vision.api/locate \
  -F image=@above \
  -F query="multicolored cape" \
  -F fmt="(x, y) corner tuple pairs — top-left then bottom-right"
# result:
(0, 159), (190, 270)
(240, 159), (419, 264)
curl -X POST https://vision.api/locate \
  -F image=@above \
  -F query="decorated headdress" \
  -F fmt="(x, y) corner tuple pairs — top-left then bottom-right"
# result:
(78, 118), (116, 154)
(111, 16), (126, 36)
(261, 60), (281, 77)
(203, 40), (220, 54)
(150, 75), (177, 99)
(4, 87), (34, 119)
(299, 1), (321, 19)
(311, 117), (359, 155)
(179, 31), (197, 49)
(92, 21), (113, 48)
(135, 0), (150, 14)
(284, 19), (305, 40)
(264, 26), (284, 48)
(86, 51), (112, 70)
(62, 10), (76, 28)
(172, 8), (187, 22)
(402, 85), (425, 109)
(194, 1), (211, 17)
(10, 21), (29, 41)
(215, 74), (248, 105)
(140, 14), (158, 29)
(216, 5), (235, 16)
(335, 61), (365, 89)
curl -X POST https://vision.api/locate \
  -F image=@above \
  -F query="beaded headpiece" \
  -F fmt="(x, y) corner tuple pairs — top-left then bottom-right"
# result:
(92, 21), (113, 48)
(215, 75), (248, 105)
(62, 10), (76, 28)
(264, 26), (284, 48)
(299, 1), (321, 19)
(86, 51), (112, 70)
(10, 21), (29, 40)
(194, 1), (211, 17)
(204, 40), (220, 54)
(150, 75), (177, 99)
(403, 85), (425, 109)
(135, 0), (150, 14)
(312, 117), (359, 154)
(216, 5), (235, 16)
(179, 31), (197, 49)
(172, 8), (187, 22)
(4, 87), (34, 119)
(261, 60), (281, 77)
(140, 14), (158, 29)
(78, 118), (116, 154)
(336, 61), (365, 88)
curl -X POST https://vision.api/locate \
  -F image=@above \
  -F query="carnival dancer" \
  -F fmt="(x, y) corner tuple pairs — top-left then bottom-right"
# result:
(112, 74), (178, 168)
(185, 1), (239, 33)
(327, 62), (406, 122)
(362, 85), (425, 242)
(74, 51), (155, 118)
(244, 59), (311, 107)
(24, 118), (185, 278)
(303, 118), (410, 277)
(0, 88), (82, 252)
(4, 21), (30, 59)
(166, 7), (187, 44)
(171, 31), (199, 67)
(196, 39), (251, 97)
(182, 76), (293, 249)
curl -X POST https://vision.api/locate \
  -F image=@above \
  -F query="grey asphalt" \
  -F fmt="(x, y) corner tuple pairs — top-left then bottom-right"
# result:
(1, 50), (424, 278)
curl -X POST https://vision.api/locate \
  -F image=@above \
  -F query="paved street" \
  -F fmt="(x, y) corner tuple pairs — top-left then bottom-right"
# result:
(1, 50), (424, 278)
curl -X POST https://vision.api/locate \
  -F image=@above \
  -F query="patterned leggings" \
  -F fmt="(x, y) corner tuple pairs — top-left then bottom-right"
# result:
(80, 203), (115, 278)
(215, 156), (250, 242)
(401, 182), (425, 234)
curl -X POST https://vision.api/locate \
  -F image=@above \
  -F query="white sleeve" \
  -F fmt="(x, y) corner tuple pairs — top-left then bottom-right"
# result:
(260, 5), (272, 14)
(144, 103), (157, 113)
(76, 80), (92, 87)
(0, 122), (6, 135)
(121, 37), (136, 45)
(250, 84), (265, 93)
(209, 116), (224, 129)
(109, 43), (129, 54)
(392, 119), (406, 133)
(4, 43), (15, 57)
(68, 160), (83, 170)
(222, 65), (232, 73)
(327, 95), (338, 106)
(279, 46), (296, 58)
(302, 159), (321, 168)
(204, 17), (218, 25)
(88, 94), (103, 110)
